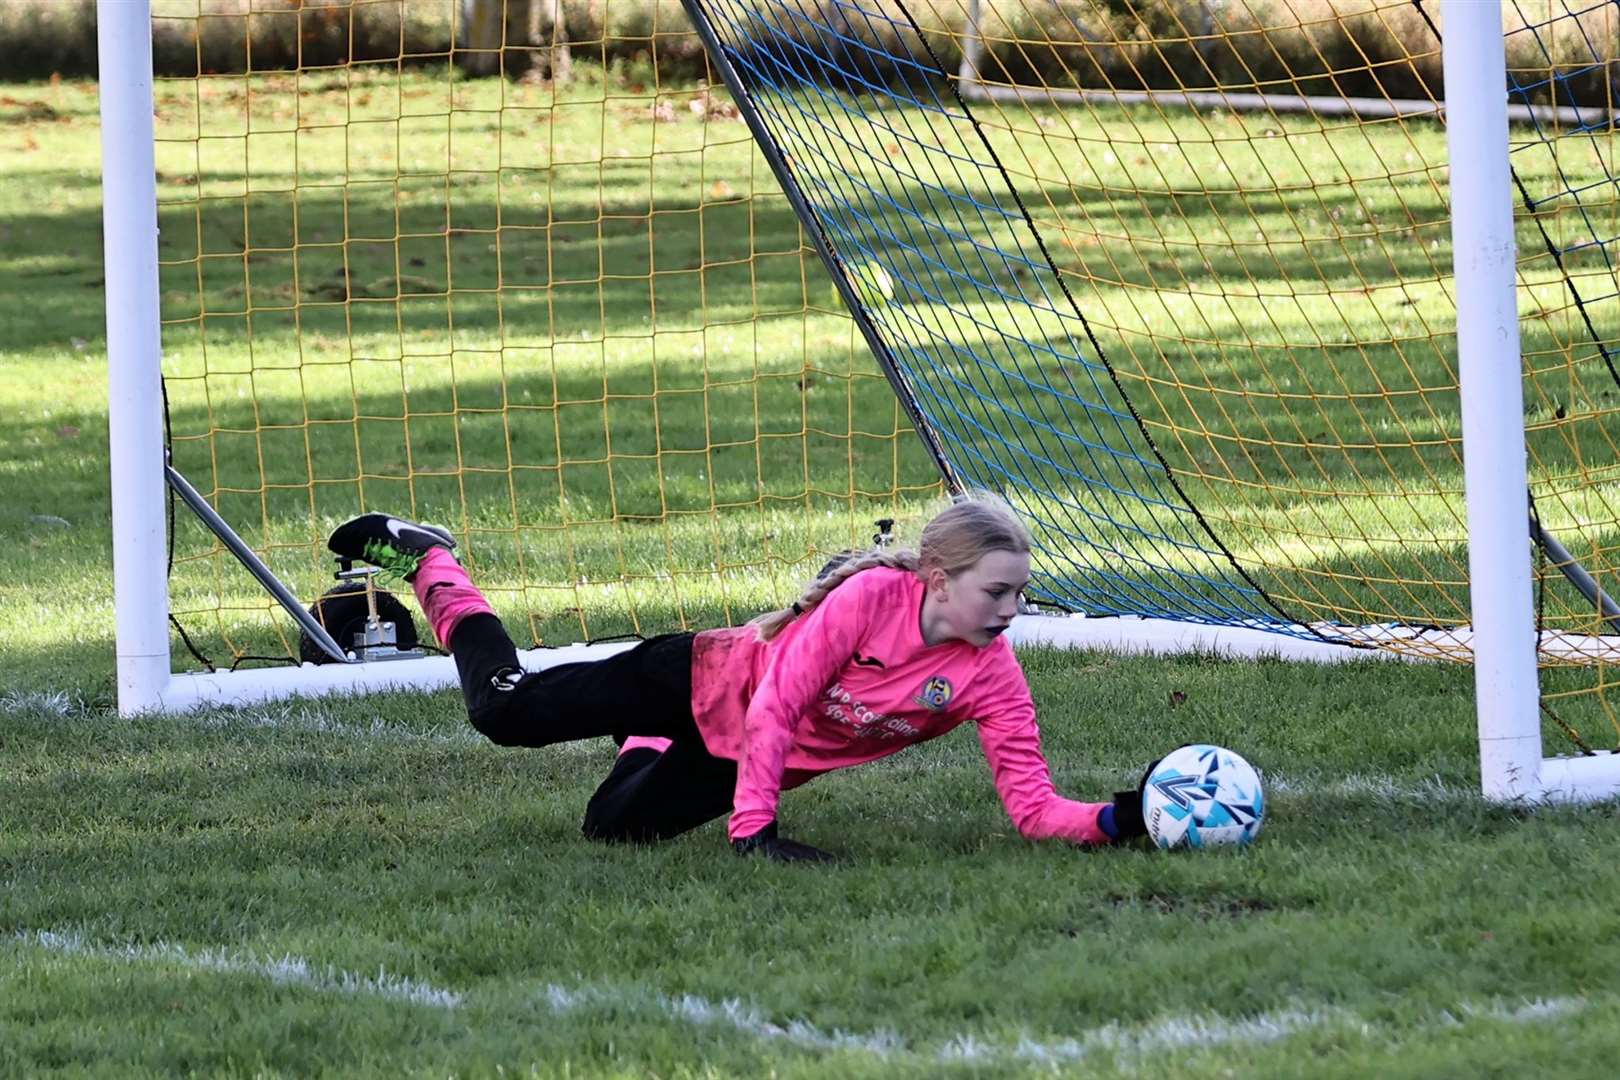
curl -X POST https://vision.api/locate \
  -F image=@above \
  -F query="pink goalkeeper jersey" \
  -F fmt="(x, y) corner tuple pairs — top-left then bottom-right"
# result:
(677, 566), (1110, 845)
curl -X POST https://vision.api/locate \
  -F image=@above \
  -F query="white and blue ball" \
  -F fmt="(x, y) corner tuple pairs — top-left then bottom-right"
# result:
(1142, 744), (1264, 849)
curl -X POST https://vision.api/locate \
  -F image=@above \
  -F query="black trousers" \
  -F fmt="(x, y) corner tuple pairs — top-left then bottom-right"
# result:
(449, 613), (737, 843)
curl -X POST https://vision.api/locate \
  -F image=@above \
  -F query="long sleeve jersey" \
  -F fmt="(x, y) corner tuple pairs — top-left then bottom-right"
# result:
(679, 566), (1111, 845)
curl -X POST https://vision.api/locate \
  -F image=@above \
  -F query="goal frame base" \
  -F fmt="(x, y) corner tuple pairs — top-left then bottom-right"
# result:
(132, 609), (1620, 807)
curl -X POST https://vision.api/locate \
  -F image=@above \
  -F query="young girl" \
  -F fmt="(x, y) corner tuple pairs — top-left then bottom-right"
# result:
(327, 495), (1146, 861)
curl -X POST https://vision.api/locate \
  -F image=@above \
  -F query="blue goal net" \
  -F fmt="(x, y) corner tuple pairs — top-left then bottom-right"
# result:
(682, 0), (1293, 631)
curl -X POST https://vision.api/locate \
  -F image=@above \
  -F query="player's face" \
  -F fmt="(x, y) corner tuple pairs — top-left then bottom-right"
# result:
(935, 549), (1031, 647)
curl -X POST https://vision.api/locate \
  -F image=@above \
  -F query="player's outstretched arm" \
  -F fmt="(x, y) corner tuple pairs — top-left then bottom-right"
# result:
(973, 662), (1154, 845)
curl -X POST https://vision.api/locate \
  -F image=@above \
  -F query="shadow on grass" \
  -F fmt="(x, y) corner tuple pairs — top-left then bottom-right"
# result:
(7, 89), (1620, 684)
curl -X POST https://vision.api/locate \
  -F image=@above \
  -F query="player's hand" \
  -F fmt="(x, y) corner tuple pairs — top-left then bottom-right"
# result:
(1108, 788), (1148, 841)
(731, 821), (836, 863)
(1106, 754), (1162, 842)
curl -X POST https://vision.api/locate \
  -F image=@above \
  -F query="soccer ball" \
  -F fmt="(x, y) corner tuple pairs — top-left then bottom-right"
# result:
(1141, 744), (1264, 849)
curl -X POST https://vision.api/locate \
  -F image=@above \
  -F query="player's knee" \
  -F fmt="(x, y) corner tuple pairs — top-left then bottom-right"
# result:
(467, 702), (528, 747)
(579, 808), (616, 841)
(580, 749), (663, 841)
(580, 801), (636, 842)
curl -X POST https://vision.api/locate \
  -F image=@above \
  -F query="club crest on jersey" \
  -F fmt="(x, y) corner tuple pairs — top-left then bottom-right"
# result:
(914, 676), (953, 711)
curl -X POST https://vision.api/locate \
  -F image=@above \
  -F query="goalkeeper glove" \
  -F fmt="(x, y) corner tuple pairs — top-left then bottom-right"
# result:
(1099, 754), (1161, 842)
(731, 821), (836, 863)
(1103, 789), (1147, 841)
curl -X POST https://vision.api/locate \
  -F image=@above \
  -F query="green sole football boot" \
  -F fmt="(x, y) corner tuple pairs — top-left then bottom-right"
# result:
(327, 513), (456, 582)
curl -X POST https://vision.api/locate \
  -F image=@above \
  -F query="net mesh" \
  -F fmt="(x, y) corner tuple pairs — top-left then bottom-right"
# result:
(686, 0), (1620, 743)
(151, 0), (942, 664)
(1498, 0), (1620, 737)
(149, 0), (1620, 744)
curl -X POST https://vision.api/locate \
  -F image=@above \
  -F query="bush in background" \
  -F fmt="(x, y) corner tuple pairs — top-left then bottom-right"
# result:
(0, 0), (706, 81)
(1, 0), (1613, 110)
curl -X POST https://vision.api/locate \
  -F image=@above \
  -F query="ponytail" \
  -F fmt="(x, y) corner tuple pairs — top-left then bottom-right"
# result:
(751, 489), (1028, 642)
(750, 548), (920, 642)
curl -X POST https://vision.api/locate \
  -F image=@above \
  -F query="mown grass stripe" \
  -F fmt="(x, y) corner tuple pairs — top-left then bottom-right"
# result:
(3, 686), (1492, 803)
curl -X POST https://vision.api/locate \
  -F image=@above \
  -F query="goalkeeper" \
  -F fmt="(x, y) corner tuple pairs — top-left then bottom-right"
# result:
(327, 493), (1146, 861)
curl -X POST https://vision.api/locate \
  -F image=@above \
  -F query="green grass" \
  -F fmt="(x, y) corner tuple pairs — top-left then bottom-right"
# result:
(5, 651), (1620, 1077)
(5, 64), (1619, 716)
(0, 68), (948, 692)
(5, 66), (1620, 1076)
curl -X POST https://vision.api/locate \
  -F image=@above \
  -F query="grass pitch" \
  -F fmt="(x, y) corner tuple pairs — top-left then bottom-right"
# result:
(6, 653), (1620, 1077)
(3, 71), (1620, 1077)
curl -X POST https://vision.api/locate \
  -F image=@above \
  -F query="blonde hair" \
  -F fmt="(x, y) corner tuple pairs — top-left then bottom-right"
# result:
(750, 490), (1031, 641)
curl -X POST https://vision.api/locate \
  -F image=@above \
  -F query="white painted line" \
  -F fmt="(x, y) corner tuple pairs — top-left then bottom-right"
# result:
(1446, 997), (1585, 1024)
(23, 689), (1616, 807)
(195, 702), (486, 747)
(536, 982), (1583, 1066)
(0, 689), (82, 717)
(543, 983), (908, 1056)
(11, 928), (1588, 1067)
(16, 929), (462, 1009)
(970, 1006), (1342, 1062)
(180, 702), (608, 763)
(1263, 773), (1479, 802)
(149, 641), (639, 715)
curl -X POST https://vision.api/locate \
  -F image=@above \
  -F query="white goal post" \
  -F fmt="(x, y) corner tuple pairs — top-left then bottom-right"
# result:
(97, 0), (1620, 804)
(1439, 1), (1620, 803)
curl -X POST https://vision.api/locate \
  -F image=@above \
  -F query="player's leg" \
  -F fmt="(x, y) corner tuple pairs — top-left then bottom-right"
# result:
(451, 622), (698, 747)
(328, 513), (699, 748)
(580, 737), (738, 843)
(326, 511), (475, 644)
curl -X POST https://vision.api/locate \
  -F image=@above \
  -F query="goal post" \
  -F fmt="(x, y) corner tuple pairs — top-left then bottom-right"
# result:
(98, 0), (1620, 803)
(99, 0), (488, 713)
(1441, 0), (1544, 802)
(1441, 0), (1619, 802)
(100, 0), (169, 715)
